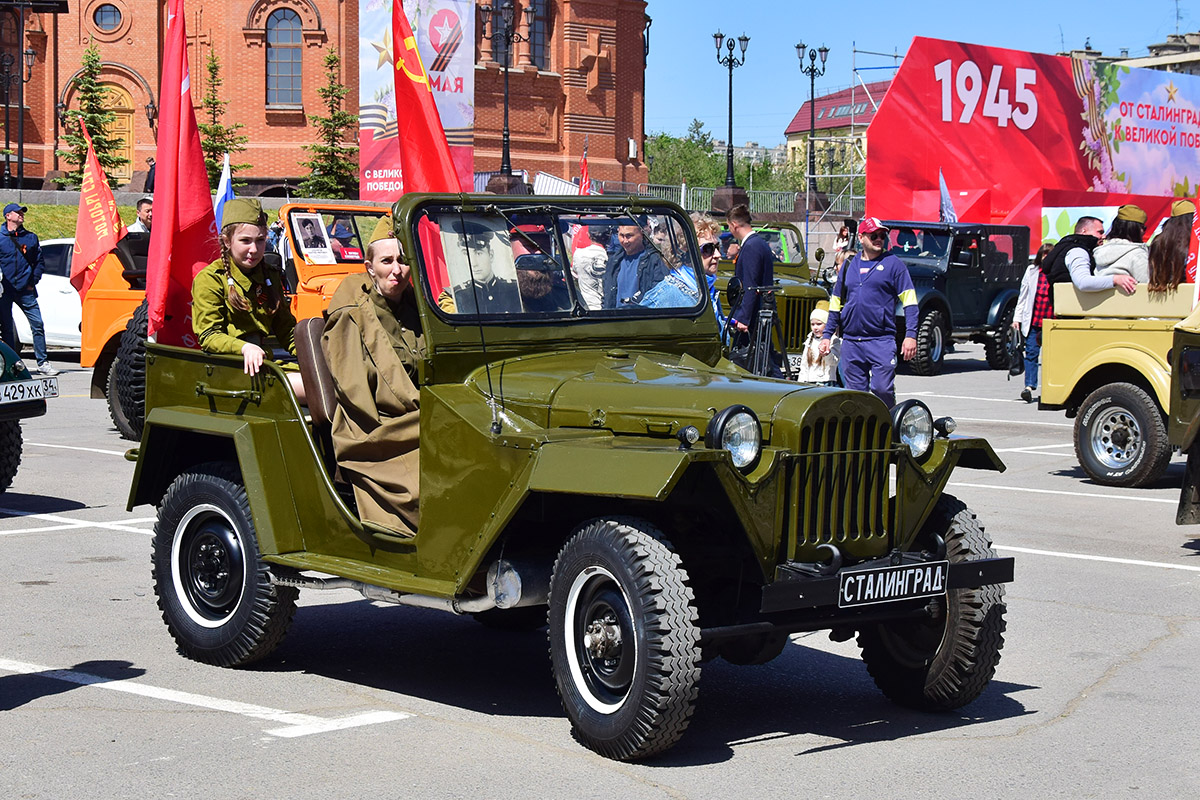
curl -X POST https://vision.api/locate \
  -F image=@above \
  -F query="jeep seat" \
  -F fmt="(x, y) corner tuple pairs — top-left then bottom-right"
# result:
(295, 316), (336, 428)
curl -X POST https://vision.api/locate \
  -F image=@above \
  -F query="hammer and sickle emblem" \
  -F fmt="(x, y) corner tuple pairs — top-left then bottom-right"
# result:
(396, 34), (430, 90)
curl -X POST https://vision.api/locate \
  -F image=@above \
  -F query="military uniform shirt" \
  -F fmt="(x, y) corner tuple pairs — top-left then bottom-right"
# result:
(192, 257), (297, 356)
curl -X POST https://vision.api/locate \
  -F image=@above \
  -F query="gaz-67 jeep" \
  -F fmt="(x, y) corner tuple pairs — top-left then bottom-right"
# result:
(128, 195), (1014, 761)
(882, 221), (1028, 376)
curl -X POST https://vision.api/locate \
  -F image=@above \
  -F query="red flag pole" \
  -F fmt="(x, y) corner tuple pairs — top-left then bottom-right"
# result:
(70, 119), (127, 298)
(145, 0), (220, 345)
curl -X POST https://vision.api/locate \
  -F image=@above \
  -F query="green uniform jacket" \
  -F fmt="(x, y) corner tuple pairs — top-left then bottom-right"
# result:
(321, 274), (425, 536)
(192, 258), (297, 356)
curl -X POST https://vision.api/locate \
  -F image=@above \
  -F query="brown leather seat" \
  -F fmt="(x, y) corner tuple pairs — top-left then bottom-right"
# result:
(294, 316), (336, 427)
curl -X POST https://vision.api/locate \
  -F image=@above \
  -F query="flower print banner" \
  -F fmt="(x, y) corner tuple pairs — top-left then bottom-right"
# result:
(359, 0), (475, 200)
(867, 37), (1200, 221)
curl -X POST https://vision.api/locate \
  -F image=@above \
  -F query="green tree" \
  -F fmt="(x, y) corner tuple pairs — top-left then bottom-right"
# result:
(53, 45), (130, 189)
(298, 48), (358, 199)
(198, 51), (250, 189)
(645, 120), (724, 187)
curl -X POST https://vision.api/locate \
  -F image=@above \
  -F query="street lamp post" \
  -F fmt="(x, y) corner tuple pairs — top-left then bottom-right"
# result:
(713, 31), (748, 188)
(480, 1), (534, 194)
(795, 42), (829, 195)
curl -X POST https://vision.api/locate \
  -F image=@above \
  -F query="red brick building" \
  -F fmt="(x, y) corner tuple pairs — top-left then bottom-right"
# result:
(7, 0), (648, 195)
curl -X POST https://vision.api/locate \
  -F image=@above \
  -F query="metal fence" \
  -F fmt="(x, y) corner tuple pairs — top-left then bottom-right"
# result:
(590, 181), (797, 214)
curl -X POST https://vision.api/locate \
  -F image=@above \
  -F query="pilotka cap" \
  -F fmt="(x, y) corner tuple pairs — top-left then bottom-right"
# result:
(1116, 204), (1147, 224)
(221, 198), (268, 229)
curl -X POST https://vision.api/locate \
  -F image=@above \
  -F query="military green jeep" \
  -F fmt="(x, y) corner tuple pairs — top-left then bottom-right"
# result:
(128, 195), (1013, 761)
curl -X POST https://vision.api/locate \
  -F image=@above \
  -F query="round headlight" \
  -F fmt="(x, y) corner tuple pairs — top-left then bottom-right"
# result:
(892, 400), (934, 458)
(706, 404), (761, 471)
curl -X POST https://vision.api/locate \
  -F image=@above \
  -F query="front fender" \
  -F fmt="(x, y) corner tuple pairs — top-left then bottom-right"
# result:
(895, 436), (1006, 546)
(1045, 344), (1171, 411)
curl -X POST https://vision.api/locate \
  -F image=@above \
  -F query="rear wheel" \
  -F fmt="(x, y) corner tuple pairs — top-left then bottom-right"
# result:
(857, 495), (1006, 710)
(910, 309), (947, 376)
(1074, 382), (1172, 487)
(548, 518), (700, 761)
(114, 300), (148, 441)
(0, 420), (22, 491)
(983, 305), (1015, 369)
(106, 357), (138, 441)
(151, 461), (298, 667)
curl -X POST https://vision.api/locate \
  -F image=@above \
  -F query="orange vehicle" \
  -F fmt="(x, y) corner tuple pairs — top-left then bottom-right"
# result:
(82, 202), (389, 439)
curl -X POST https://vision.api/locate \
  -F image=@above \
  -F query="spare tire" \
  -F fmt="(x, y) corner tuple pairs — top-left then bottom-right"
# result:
(114, 300), (149, 441)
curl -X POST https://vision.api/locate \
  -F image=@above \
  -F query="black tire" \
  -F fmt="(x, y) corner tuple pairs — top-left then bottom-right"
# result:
(857, 495), (1006, 710)
(983, 304), (1015, 369)
(0, 420), (22, 492)
(1073, 382), (1172, 488)
(910, 309), (948, 376)
(151, 461), (298, 667)
(548, 518), (701, 761)
(106, 357), (138, 441)
(114, 300), (148, 441)
(472, 605), (548, 631)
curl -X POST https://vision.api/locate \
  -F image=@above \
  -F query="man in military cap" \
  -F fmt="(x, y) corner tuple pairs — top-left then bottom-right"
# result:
(445, 218), (521, 314)
(321, 215), (424, 537)
(0, 203), (56, 375)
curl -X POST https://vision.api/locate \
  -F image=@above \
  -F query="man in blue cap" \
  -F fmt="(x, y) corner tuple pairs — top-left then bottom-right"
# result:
(0, 203), (56, 375)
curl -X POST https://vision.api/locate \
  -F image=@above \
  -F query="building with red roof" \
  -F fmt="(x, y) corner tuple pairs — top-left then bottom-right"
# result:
(783, 79), (891, 171)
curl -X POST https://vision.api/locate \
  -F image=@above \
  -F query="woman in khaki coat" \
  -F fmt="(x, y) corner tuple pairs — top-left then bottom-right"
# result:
(321, 218), (424, 537)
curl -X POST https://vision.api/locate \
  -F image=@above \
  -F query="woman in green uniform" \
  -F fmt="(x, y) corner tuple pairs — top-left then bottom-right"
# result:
(191, 198), (304, 400)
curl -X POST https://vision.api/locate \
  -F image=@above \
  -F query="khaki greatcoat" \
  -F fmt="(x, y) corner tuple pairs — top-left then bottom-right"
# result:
(321, 274), (424, 536)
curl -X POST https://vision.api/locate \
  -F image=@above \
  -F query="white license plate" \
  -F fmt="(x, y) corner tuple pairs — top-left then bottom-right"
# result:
(787, 353), (805, 372)
(838, 560), (949, 608)
(0, 376), (59, 405)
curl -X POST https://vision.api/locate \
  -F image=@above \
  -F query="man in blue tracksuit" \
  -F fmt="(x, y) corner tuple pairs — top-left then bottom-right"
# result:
(820, 217), (917, 408)
(0, 203), (56, 375)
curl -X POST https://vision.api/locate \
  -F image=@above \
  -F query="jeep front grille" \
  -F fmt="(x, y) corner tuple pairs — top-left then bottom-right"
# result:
(778, 295), (820, 352)
(787, 413), (895, 555)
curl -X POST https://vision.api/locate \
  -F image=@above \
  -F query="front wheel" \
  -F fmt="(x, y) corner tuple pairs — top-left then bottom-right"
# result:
(1074, 382), (1171, 487)
(857, 495), (1006, 710)
(114, 300), (148, 441)
(548, 518), (701, 761)
(151, 461), (298, 667)
(983, 305), (1016, 369)
(910, 309), (947, 376)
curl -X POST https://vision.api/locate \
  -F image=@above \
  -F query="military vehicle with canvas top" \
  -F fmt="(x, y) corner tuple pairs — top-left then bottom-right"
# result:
(129, 194), (1014, 761)
(1040, 283), (1191, 488)
(881, 221), (1027, 375)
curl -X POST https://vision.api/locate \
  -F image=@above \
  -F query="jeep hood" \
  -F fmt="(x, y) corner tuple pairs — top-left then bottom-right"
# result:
(467, 350), (820, 436)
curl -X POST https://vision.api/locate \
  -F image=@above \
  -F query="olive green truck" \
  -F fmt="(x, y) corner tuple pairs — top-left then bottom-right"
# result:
(127, 194), (1014, 761)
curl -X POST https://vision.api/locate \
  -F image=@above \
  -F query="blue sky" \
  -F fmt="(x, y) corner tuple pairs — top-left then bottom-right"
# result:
(644, 0), (1192, 146)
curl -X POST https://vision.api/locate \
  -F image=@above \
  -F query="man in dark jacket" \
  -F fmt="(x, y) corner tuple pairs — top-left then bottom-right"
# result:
(726, 204), (774, 336)
(601, 224), (667, 308)
(0, 203), (56, 375)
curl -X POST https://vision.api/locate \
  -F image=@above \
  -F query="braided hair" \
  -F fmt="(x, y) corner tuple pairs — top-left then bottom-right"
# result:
(218, 222), (284, 313)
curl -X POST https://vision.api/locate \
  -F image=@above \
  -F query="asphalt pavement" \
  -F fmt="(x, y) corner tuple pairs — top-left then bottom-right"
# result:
(1, 345), (1197, 799)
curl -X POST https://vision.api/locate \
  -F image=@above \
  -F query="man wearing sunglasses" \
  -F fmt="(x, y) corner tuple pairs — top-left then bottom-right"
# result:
(819, 217), (917, 408)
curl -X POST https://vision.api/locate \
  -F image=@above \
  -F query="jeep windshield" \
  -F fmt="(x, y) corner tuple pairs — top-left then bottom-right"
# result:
(887, 226), (950, 268)
(412, 204), (706, 322)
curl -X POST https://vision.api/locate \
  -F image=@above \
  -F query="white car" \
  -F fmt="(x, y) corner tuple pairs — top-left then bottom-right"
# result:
(13, 237), (81, 349)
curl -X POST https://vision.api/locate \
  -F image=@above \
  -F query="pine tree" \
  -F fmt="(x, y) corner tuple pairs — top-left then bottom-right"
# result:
(53, 45), (130, 189)
(298, 48), (358, 199)
(197, 51), (250, 189)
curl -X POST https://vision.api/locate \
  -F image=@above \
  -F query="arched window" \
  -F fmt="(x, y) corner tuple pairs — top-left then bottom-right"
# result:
(266, 9), (302, 105)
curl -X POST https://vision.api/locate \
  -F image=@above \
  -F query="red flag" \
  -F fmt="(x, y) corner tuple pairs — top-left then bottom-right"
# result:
(392, 2), (461, 193)
(145, 0), (220, 345)
(1187, 193), (1200, 284)
(70, 119), (126, 298)
(579, 153), (591, 196)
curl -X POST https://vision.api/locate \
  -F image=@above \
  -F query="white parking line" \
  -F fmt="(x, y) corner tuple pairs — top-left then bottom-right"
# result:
(952, 416), (1073, 428)
(992, 443), (1075, 455)
(996, 545), (1200, 573)
(0, 658), (412, 737)
(26, 441), (128, 457)
(0, 508), (156, 536)
(949, 482), (1176, 504)
(907, 391), (1023, 404)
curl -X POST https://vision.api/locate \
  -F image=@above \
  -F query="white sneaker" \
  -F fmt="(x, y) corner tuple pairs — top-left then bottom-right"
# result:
(36, 362), (60, 377)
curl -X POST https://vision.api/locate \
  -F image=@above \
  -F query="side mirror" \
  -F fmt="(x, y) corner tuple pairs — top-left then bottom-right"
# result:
(726, 275), (744, 308)
(814, 247), (825, 264)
